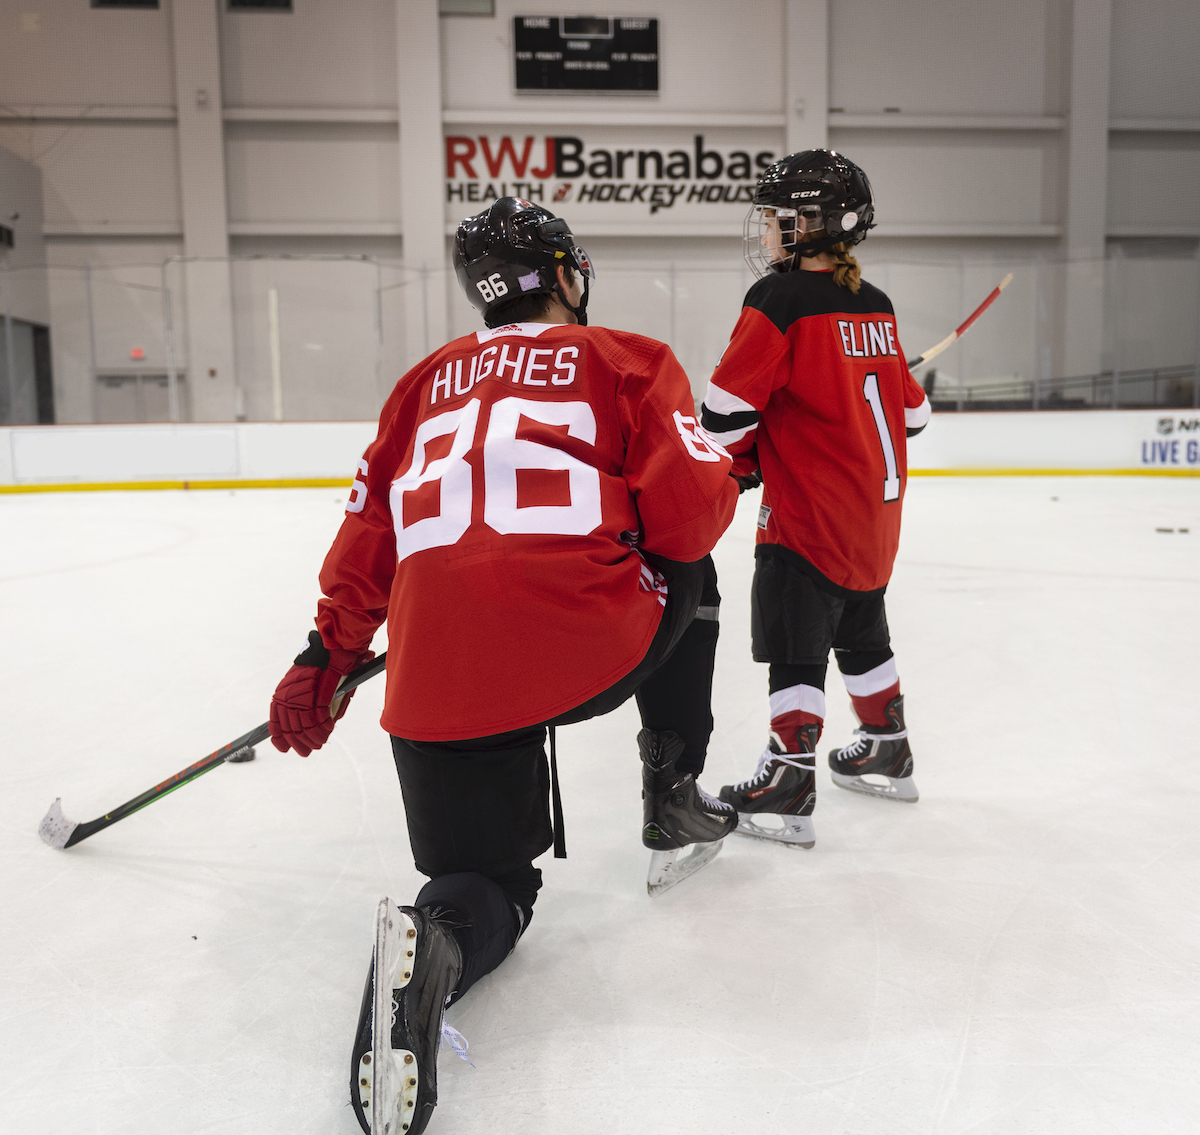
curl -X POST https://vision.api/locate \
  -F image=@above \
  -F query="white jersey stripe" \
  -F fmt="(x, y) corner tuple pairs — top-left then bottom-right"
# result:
(769, 683), (826, 720)
(841, 658), (899, 697)
(702, 381), (757, 416)
(705, 422), (757, 447)
(905, 396), (932, 430)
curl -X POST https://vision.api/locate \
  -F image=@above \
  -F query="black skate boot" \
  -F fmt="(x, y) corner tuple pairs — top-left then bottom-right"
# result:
(640, 728), (737, 896)
(350, 899), (464, 1135)
(718, 723), (818, 849)
(828, 694), (918, 803)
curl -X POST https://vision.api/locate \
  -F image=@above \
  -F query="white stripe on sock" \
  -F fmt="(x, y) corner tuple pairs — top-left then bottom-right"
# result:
(841, 658), (899, 697)
(768, 684), (825, 720)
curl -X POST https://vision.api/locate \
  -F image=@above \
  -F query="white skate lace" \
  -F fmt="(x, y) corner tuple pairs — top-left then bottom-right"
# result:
(441, 1021), (474, 1067)
(696, 784), (734, 814)
(838, 725), (908, 759)
(731, 747), (814, 793)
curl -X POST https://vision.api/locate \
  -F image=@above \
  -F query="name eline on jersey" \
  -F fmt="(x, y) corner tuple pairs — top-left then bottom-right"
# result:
(836, 319), (898, 360)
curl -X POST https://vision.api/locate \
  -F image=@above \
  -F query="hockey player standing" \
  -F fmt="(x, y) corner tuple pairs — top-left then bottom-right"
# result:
(700, 150), (931, 848)
(267, 198), (738, 1134)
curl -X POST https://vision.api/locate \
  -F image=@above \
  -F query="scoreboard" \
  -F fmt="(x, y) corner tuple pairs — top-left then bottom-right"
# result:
(514, 16), (659, 93)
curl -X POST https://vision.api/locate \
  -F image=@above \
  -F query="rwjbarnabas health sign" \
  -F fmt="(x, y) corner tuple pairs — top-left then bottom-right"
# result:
(445, 129), (780, 224)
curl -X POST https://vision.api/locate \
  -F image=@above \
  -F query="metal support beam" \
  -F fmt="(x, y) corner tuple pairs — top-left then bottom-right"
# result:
(786, 0), (829, 155)
(397, 0), (448, 361)
(1061, 0), (1113, 379)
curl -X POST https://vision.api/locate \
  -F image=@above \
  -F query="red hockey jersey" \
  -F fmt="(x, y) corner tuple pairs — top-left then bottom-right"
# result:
(315, 321), (737, 741)
(701, 270), (930, 594)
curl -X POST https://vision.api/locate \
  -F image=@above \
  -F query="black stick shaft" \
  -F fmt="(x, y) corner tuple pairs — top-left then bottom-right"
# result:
(62, 653), (388, 848)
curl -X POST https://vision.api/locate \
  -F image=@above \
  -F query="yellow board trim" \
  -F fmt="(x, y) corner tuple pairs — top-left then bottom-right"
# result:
(1, 468), (1198, 495)
(0, 477), (354, 494)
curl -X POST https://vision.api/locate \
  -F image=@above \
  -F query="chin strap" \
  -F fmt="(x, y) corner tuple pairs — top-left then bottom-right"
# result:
(782, 223), (873, 266)
(553, 274), (589, 326)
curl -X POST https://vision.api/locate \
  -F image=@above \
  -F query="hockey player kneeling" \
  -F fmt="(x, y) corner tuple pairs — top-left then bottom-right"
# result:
(267, 198), (737, 1134)
(701, 150), (931, 849)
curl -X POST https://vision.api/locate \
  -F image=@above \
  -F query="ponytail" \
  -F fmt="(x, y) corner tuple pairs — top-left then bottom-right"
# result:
(829, 242), (862, 294)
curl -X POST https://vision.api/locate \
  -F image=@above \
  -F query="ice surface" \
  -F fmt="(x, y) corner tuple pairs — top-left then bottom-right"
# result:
(2, 477), (1199, 1134)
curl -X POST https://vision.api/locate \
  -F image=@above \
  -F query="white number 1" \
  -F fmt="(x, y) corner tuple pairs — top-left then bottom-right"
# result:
(863, 373), (901, 502)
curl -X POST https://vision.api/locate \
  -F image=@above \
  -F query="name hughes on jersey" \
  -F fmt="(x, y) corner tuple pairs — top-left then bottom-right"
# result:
(836, 319), (899, 359)
(431, 343), (580, 405)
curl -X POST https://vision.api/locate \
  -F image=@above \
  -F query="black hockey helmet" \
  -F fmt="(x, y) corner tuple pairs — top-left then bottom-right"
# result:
(453, 197), (595, 327)
(744, 149), (875, 277)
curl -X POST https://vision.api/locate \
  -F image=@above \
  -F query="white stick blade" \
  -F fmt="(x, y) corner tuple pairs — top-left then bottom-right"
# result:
(38, 798), (78, 850)
(646, 839), (724, 897)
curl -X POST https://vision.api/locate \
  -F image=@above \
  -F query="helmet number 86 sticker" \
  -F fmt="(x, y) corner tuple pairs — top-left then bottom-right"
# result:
(476, 273), (510, 303)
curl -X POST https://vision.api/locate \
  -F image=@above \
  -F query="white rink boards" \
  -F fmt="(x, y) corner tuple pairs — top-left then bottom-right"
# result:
(2, 477), (1199, 1134)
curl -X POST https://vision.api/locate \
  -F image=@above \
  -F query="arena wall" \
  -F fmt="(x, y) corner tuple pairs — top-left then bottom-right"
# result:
(2, 409), (1198, 491)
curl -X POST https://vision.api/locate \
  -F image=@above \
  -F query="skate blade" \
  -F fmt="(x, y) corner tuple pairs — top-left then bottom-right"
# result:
(370, 900), (420, 1135)
(38, 798), (79, 850)
(647, 839), (724, 897)
(733, 812), (815, 849)
(830, 771), (919, 803)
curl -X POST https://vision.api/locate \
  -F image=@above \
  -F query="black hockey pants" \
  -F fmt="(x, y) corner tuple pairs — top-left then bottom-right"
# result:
(390, 554), (720, 1002)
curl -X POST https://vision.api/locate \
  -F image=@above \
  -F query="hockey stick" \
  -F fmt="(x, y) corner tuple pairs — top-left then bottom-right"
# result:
(906, 272), (1013, 370)
(38, 653), (388, 850)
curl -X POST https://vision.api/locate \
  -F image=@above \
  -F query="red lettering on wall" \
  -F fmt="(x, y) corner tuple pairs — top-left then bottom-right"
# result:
(530, 137), (556, 179)
(479, 136), (535, 179)
(446, 137), (478, 178)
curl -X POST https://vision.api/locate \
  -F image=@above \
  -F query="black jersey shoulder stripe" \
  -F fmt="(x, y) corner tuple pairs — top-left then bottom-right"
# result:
(701, 404), (759, 433)
(744, 271), (896, 337)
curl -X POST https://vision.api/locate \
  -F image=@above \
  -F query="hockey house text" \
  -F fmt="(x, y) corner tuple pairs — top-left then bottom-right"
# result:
(445, 134), (777, 216)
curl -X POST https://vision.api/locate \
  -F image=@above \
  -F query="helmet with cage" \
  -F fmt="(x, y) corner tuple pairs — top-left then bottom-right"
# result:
(744, 149), (875, 278)
(452, 197), (596, 327)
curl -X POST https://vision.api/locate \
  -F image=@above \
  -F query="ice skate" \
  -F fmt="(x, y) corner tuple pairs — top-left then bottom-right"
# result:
(718, 723), (818, 849)
(639, 728), (737, 896)
(350, 898), (463, 1135)
(828, 694), (918, 803)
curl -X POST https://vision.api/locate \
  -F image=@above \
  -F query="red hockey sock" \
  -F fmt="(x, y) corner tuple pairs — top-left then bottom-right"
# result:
(849, 683), (900, 727)
(842, 658), (901, 727)
(768, 684), (825, 752)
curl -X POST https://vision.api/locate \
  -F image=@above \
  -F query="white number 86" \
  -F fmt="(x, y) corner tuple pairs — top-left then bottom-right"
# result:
(476, 272), (509, 303)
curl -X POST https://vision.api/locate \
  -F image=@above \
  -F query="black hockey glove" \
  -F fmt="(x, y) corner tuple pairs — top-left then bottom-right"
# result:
(733, 470), (762, 494)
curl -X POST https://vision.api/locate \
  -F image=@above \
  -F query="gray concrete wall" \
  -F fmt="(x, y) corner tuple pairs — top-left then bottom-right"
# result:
(0, 145), (50, 326)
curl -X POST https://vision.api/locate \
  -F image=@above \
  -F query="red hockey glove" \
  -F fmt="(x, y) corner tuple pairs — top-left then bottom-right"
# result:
(269, 630), (374, 757)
